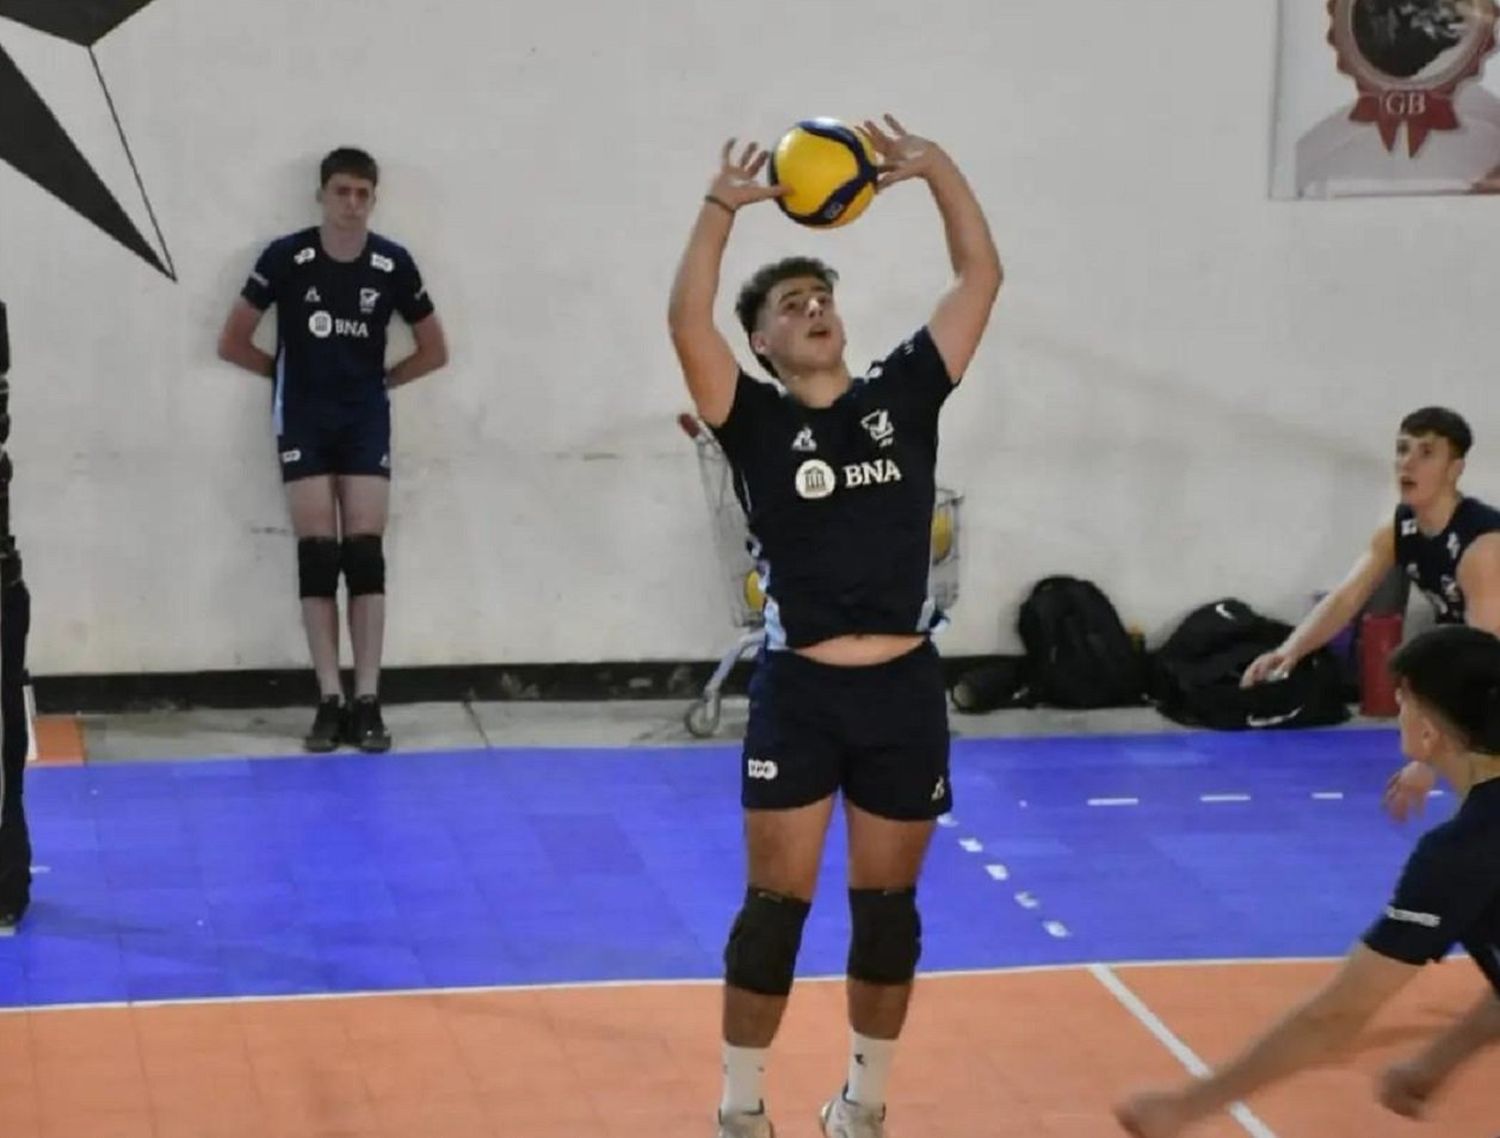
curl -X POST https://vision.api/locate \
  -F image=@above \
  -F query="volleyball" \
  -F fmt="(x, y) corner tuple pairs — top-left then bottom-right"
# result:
(931, 506), (954, 563)
(743, 568), (766, 613)
(769, 119), (880, 228)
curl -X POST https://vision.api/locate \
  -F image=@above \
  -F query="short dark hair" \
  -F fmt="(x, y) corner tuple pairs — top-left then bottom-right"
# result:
(734, 257), (838, 377)
(320, 147), (379, 188)
(1389, 625), (1500, 755)
(1399, 406), (1472, 457)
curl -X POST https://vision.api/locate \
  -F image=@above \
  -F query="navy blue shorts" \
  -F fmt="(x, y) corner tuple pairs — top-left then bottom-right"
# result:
(277, 401), (390, 483)
(741, 640), (952, 820)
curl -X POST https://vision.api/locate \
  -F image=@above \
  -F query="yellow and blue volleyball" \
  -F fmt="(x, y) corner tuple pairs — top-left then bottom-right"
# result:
(931, 507), (954, 563)
(769, 119), (880, 229)
(743, 569), (766, 613)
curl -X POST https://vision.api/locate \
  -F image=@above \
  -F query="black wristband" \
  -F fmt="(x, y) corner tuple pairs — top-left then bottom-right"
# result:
(704, 194), (735, 215)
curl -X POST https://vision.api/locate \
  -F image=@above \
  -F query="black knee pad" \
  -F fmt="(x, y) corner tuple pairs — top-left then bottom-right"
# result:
(847, 887), (922, 985)
(341, 534), (385, 596)
(297, 537), (341, 599)
(723, 887), (812, 996)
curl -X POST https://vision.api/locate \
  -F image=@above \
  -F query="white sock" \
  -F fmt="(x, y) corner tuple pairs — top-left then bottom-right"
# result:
(845, 1031), (895, 1108)
(720, 1043), (767, 1116)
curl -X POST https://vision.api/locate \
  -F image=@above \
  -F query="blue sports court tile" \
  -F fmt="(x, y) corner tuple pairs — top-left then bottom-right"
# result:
(322, 943), (429, 991)
(0, 726), (1431, 1008)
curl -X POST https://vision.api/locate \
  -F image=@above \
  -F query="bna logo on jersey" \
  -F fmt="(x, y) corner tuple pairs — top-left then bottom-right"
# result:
(795, 459), (836, 499)
(308, 311), (370, 339)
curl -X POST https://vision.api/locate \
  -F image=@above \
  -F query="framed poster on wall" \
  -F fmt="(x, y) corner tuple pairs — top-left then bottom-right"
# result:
(1273, 0), (1500, 198)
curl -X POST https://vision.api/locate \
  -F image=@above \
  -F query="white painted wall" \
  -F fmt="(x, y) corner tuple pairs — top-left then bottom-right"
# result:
(1, 0), (1496, 672)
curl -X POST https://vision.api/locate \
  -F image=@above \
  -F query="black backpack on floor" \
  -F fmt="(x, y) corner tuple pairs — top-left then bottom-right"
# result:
(1017, 576), (1147, 708)
(950, 657), (1035, 713)
(1149, 598), (1349, 730)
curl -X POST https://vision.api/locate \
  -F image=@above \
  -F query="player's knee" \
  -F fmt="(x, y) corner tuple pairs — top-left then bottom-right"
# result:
(297, 537), (341, 599)
(847, 887), (922, 985)
(723, 886), (812, 996)
(341, 534), (385, 596)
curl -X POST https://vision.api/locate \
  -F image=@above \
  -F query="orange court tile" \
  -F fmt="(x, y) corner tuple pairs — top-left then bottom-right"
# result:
(0, 962), (1494, 1137)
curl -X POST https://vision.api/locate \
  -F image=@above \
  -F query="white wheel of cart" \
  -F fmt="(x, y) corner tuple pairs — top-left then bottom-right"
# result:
(684, 695), (722, 738)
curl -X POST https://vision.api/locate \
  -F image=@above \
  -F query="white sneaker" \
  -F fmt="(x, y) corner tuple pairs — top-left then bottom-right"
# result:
(716, 1106), (775, 1137)
(819, 1092), (885, 1138)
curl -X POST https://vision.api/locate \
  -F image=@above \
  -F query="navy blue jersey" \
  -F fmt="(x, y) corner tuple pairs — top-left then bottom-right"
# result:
(240, 228), (434, 417)
(710, 327), (954, 650)
(1363, 777), (1500, 993)
(1394, 497), (1500, 623)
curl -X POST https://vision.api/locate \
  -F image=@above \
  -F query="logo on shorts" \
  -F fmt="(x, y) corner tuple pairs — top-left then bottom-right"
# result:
(308, 311), (333, 338)
(360, 287), (381, 315)
(931, 776), (946, 802)
(746, 758), (779, 780)
(380, 452), (390, 469)
(280, 448), (302, 464)
(1326, 0), (1499, 156)
(794, 459), (836, 500)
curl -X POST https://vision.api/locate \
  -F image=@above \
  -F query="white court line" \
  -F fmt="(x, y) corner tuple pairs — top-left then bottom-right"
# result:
(1088, 963), (1279, 1138)
(984, 864), (1009, 881)
(0, 955), (1351, 1017)
(1088, 797), (1139, 807)
(1311, 792), (1343, 800)
(1200, 794), (1252, 803)
(958, 837), (983, 852)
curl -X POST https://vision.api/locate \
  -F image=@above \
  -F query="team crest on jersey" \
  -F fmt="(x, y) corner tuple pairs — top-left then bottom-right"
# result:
(860, 409), (894, 448)
(790, 426), (816, 452)
(794, 459), (836, 499)
(360, 287), (381, 315)
(294, 246), (316, 265)
(370, 253), (395, 273)
(1447, 532), (1461, 559)
(1400, 518), (1419, 536)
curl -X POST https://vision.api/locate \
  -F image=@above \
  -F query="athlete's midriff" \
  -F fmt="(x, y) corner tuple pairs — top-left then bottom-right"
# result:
(794, 632), (925, 667)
